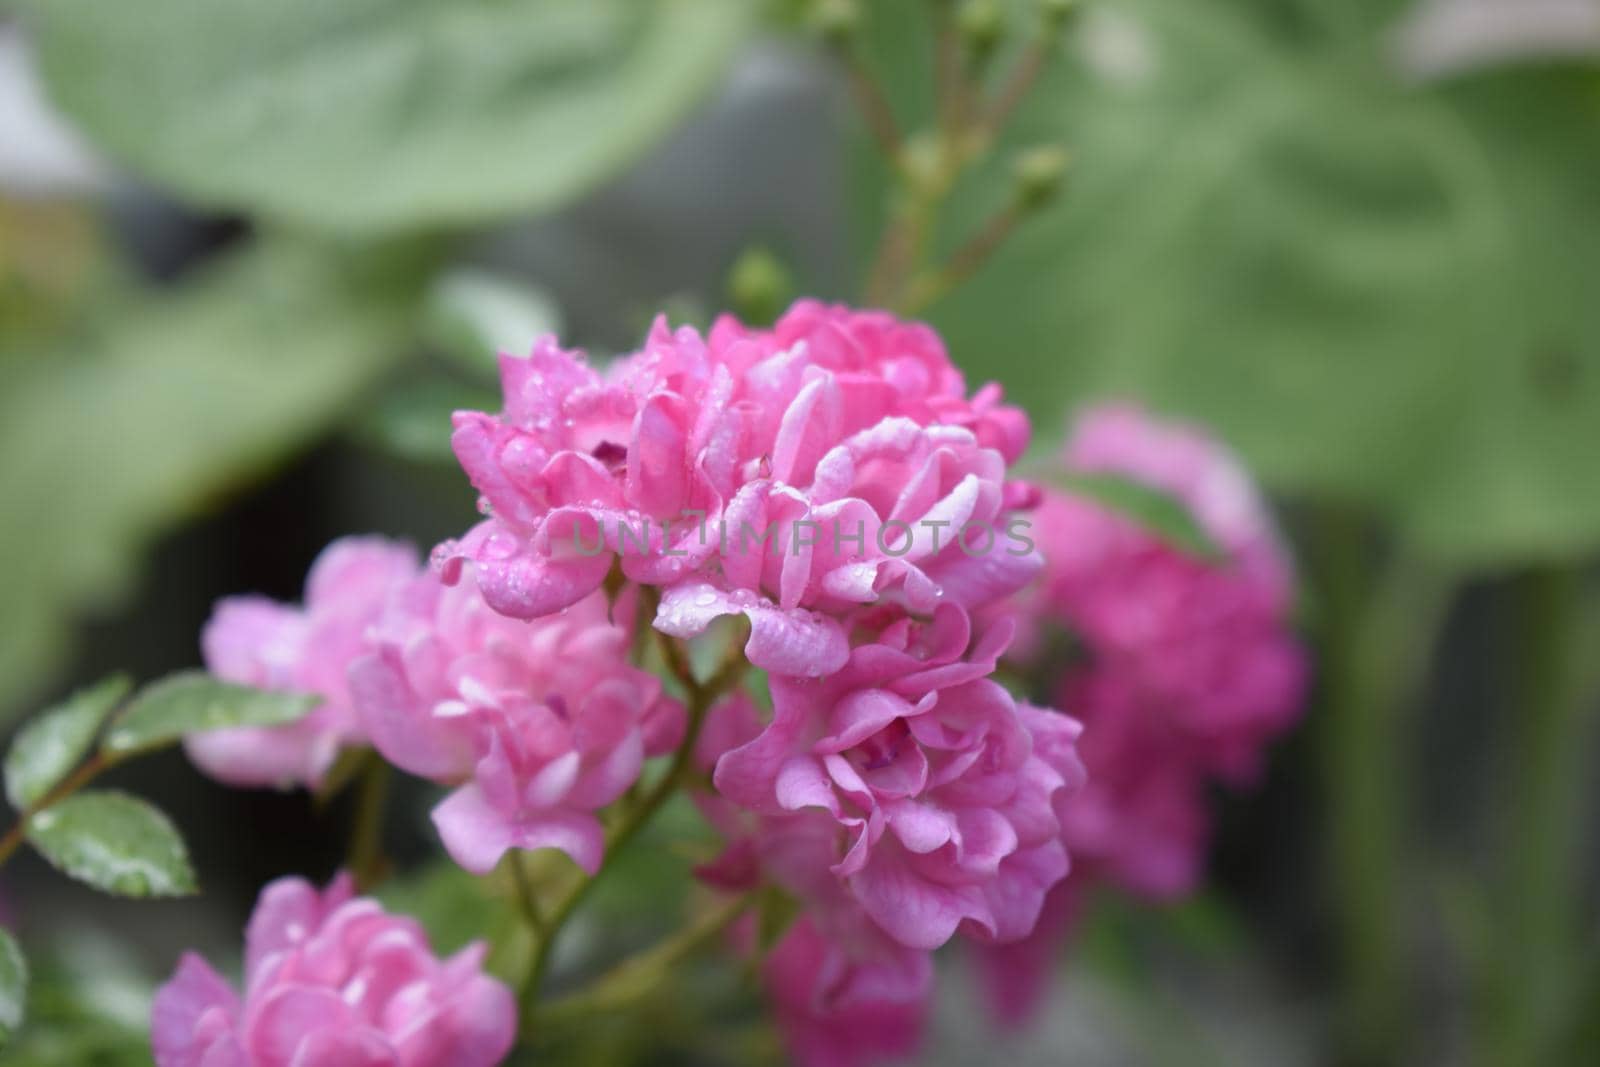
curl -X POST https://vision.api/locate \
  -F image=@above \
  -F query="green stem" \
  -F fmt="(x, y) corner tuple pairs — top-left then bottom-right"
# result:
(932, 1), (969, 140)
(347, 754), (391, 891)
(535, 892), (757, 1026)
(1312, 511), (1455, 1066)
(517, 634), (747, 1021)
(901, 199), (1022, 314)
(509, 852), (548, 939)
(981, 35), (1050, 137)
(831, 37), (904, 160)
(1483, 566), (1595, 1067)
(0, 752), (110, 868)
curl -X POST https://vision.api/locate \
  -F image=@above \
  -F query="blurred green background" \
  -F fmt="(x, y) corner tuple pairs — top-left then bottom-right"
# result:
(1, 1), (1598, 1064)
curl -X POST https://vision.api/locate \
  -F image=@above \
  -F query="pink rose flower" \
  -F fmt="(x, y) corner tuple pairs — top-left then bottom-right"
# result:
(973, 404), (1307, 1026)
(435, 301), (1037, 678)
(970, 877), (1084, 1028)
(690, 700), (932, 1067)
(152, 873), (515, 1067)
(193, 537), (417, 789)
(1024, 404), (1307, 782)
(1054, 672), (1218, 899)
(351, 572), (683, 876)
(1066, 403), (1291, 587)
(712, 605), (1085, 950)
(764, 915), (930, 1067)
(717, 300), (1030, 465)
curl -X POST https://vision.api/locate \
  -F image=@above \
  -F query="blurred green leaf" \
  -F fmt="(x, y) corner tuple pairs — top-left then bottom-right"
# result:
(4, 675), (130, 811)
(26, 790), (197, 898)
(0, 238), (422, 723)
(1, 928), (157, 1065)
(862, 0), (1600, 568)
(424, 268), (562, 381)
(19, 0), (753, 232)
(376, 859), (527, 981)
(101, 671), (317, 759)
(358, 378), (502, 465)
(1058, 471), (1222, 561)
(0, 928), (25, 1050)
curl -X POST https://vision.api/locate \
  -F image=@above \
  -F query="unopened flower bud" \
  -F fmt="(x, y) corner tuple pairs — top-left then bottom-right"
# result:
(1040, 0), (1083, 32)
(1012, 145), (1070, 210)
(958, 0), (1005, 60)
(811, 0), (861, 42)
(728, 246), (795, 327)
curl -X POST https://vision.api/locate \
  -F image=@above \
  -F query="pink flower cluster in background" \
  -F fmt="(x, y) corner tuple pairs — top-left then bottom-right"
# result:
(975, 404), (1308, 1026)
(153, 873), (514, 1067)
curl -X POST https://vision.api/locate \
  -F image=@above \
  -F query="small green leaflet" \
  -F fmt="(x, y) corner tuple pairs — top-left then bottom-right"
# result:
(0, 928), (25, 1048)
(5, 675), (131, 810)
(1059, 471), (1225, 562)
(26, 791), (197, 898)
(101, 672), (317, 758)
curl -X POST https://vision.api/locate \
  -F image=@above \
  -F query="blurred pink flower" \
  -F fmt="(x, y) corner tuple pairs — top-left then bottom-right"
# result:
(435, 301), (1037, 677)
(974, 403), (1307, 1025)
(712, 606), (1085, 950)
(764, 915), (930, 1067)
(691, 696), (933, 1067)
(1027, 404), (1306, 781)
(193, 537), (417, 789)
(351, 573), (682, 875)
(152, 872), (515, 1067)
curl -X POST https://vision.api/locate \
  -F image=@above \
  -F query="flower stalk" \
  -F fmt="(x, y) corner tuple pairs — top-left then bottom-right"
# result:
(534, 891), (757, 1028)
(516, 623), (749, 1024)
(1311, 511), (1455, 1064)
(838, 0), (1075, 312)
(1482, 566), (1599, 1067)
(347, 753), (392, 891)
(0, 751), (110, 868)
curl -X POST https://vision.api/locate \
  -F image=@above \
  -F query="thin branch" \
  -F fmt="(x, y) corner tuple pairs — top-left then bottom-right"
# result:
(833, 42), (904, 160)
(535, 892), (757, 1026)
(982, 38), (1052, 135)
(933, 3), (968, 138)
(656, 622), (697, 696)
(508, 852), (548, 938)
(348, 753), (391, 891)
(517, 631), (748, 1019)
(0, 753), (110, 868)
(901, 200), (1022, 314)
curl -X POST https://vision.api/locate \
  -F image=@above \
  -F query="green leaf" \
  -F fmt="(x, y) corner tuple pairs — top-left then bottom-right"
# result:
(25, 791), (197, 898)
(0, 928), (156, 1063)
(5, 675), (130, 811)
(376, 860), (509, 963)
(19, 0), (753, 232)
(1059, 471), (1223, 562)
(101, 672), (317, 759)
(424, 268), (562, 382)
(357, 378), (503, 465)
(755, 885), (800, 953)
(860, 0), (1600, 569)
(0, 928), (25, 1049)
(0, 238), (421, 723)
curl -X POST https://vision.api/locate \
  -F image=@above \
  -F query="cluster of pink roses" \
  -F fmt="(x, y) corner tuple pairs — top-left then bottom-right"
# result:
(156, 302), (1303, 1067)
(153, 873), (515, 1067)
